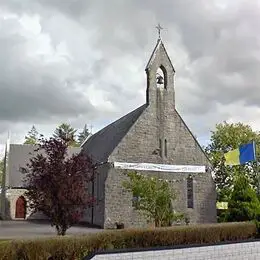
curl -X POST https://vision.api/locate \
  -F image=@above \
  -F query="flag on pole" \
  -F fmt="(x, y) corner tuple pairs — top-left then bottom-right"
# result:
(224, 141), (256, 166)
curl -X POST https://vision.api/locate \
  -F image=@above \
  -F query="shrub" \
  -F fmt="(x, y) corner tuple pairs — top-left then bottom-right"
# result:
(225, 175), (260, 222)
(0, 222), (256, 260)
(122, 171), (183, 227)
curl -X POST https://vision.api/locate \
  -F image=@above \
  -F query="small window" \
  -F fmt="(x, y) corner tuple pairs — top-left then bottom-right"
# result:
(187, 176), (194, 208)
(164, 139), (167, 157)
(159, 139), (162, 157)
(132, 194), (140, 208)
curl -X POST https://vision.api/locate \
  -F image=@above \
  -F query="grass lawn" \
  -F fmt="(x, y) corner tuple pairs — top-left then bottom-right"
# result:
(0, 239), (12, 246)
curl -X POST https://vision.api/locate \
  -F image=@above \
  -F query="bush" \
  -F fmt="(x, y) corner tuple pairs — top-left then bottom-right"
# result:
(122, 171), (183, 227)
(0, 222), (257, 260)
(225, 176), (260, 222)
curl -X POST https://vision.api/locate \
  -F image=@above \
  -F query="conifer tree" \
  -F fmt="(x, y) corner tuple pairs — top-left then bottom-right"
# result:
(24, 125), (40, 144)
(77, 124), (90, 146)
(53, 123), (78, 147)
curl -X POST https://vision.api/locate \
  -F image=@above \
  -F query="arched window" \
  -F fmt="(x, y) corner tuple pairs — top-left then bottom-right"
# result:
(156, 65), (167, 89)
(187, 176), (194, 209)
(159, 139), (162, 157)
(164, 139), (167, 157)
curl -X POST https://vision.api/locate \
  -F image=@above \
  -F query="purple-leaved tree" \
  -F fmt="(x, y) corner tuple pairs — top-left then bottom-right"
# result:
(21, 136), (95, 236)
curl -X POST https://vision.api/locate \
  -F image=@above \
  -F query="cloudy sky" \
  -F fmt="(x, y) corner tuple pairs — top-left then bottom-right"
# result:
(0, 0), (260, 155)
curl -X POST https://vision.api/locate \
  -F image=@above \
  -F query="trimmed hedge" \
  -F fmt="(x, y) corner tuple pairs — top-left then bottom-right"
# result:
(0, 222), (257, 260)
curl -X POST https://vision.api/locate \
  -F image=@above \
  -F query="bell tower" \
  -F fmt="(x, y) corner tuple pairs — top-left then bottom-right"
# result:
(145, 26), (176, 160)
(145, 30), (175, 108)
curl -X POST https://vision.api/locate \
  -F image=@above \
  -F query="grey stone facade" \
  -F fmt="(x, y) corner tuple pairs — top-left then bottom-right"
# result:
(103, 169), (216, 229)
(82, 39), (217, 228)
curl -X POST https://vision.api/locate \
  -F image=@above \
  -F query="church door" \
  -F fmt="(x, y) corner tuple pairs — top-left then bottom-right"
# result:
(15, 196), (26, 219)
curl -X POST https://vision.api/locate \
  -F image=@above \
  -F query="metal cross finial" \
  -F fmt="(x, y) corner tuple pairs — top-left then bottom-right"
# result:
(156, 23), (163, 39)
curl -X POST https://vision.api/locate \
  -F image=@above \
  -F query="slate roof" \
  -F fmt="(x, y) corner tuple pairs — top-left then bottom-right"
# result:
(82, 104), (147, 163)
(6, 144), (81, 188)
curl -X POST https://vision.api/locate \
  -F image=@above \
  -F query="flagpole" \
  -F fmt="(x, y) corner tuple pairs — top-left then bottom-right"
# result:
(255, 141), (260, 197)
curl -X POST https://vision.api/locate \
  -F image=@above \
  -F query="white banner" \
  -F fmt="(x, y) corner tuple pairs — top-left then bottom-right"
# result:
(113, 162), (206, 173)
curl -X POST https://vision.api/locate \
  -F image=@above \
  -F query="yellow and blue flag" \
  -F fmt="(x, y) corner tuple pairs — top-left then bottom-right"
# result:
(224, 141), (256, 166)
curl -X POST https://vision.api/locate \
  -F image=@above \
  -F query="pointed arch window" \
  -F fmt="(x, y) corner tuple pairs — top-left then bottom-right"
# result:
(187, 176), (194, 209)
(164, 139), (167, 157)
(159, 139), (162, 157)
(156, 65), (168, 89)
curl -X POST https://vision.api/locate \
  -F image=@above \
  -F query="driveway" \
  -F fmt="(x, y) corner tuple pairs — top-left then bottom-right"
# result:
(0, 221), (103, 239)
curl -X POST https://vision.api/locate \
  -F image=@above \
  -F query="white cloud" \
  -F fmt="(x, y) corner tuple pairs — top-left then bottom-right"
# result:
(0, 0), (260, 151)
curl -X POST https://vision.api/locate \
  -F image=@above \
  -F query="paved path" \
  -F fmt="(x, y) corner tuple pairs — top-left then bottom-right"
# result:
(89, 241), (260, 260)
(0, 221), (102, 239)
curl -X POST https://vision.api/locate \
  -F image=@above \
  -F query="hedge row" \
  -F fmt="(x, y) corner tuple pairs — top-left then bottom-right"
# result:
(0, 222), (257, 260)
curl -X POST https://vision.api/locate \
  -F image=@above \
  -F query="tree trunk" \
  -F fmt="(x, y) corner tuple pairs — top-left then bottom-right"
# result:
(155, 219), (161, 227)
(56, 225), (67, 236)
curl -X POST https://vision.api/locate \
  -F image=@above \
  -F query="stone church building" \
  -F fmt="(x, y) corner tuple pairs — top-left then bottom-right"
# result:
(0, 38), (216, 227)
(82, 38), (216, 228)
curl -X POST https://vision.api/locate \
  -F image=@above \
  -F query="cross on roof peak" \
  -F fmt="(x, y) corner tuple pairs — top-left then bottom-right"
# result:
(156, 23), (163, 39)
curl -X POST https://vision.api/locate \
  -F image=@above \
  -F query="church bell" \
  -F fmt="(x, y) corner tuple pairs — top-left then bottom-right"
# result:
(156, 74), (164, 85)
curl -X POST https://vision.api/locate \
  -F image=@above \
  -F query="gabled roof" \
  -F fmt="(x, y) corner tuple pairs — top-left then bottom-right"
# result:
(145, 38), (175, 72)
(6, 144), (81, 188)
(82, 104), (147, 163)
(174, 110), (211, 164)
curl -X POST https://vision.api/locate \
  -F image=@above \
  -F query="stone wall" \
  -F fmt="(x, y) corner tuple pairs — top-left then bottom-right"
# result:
(104, 167), (216, 229)
(4, 188), (48, 220)
(5, 188), (30, 220)
(82, 163), (108, 228)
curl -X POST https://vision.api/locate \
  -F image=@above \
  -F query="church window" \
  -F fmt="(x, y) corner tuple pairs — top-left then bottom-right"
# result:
(164, 139), (167, 157)
(132, 194), (140, 209)
(156, 65), (167, 89)
(187, 176), (194, 208)
(159, 139), (162, 157)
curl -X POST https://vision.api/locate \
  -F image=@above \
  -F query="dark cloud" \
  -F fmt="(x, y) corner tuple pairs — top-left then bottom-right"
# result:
(0, 0), (260, 147)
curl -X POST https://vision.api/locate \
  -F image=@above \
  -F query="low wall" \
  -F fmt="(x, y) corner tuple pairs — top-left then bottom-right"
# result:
(83, 240), (260, 260)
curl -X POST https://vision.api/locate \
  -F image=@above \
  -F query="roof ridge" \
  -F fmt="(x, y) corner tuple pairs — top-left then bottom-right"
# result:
(145, 39), (175, 72)
(175, 109), (211, 164)
(145, 39), (162, 70)
(82, 104), (147, 162)
(87, 104), (146, 141)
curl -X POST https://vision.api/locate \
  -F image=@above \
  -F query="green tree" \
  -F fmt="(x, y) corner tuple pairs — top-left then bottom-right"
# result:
(24, 125), (40, 144)
(53, 123), (78, 147)
(122, 171), (183, 227)
(225, 175), (260, 222)
(77, 124), (90, 146)
(205, 121), (260, 201)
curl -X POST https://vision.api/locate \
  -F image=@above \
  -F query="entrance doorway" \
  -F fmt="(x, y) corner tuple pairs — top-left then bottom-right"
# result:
(15, 196), (26, 219)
